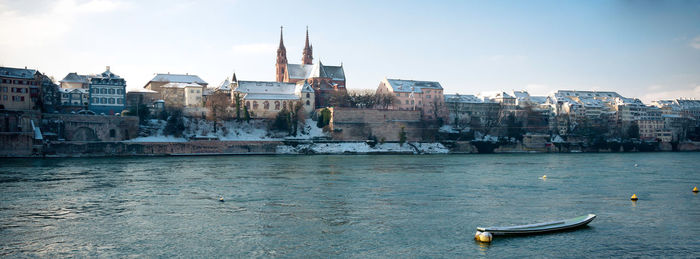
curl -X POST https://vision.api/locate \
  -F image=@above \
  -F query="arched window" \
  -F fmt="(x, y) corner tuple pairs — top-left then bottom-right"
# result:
(101, 97), (107, 104)
(245, 101), (250, 108)
(263, 101), (269, 110)
(306, 93), (310, 98)
(274, 101), (280, 110)
(282, 101), (286, 108)
(253, 101), (258, 109)
(306, 100), (310, 106)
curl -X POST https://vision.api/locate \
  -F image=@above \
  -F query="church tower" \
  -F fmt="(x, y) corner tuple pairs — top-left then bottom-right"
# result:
(302, 26), (313, 65)
(275, 26), (288, 82)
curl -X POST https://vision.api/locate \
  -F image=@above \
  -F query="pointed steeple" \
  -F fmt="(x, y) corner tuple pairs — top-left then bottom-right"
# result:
(302, 26), (313, 65)
(276, 26), (288, 82)
(232, 72), (237, 83)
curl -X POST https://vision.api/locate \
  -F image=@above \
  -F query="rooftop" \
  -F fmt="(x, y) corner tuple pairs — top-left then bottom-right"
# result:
(384, 78), (443, 93)
(149, 73), (207, 85)
(0, 66), (37, 79)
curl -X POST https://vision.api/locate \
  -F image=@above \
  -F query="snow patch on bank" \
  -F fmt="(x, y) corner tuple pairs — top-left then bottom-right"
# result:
(277, 142), (449, 154)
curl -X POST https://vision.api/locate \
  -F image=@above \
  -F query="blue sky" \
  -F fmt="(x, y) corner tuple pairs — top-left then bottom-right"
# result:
(1, 0), (699, 102)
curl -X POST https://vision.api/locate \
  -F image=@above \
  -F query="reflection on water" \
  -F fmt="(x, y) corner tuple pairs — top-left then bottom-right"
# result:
(1, 153), (699, 257)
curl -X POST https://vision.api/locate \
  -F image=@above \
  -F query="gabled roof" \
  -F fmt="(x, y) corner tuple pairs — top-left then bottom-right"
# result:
(235, 80), (298, 100)
(149, 73), (207, 85)
(287, 64), (313, 80)
(0, 66), (38, 79)
(60, 72), (90, 83)
(295, 80), (314, 93)
(216, 78), (231, 91)
(384, 78), (443, 93)
(309, 61), (328, 78)
(323, 65), (345, 81)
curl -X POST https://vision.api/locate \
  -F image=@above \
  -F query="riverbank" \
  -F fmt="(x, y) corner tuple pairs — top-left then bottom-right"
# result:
(2, 139), (699, 158)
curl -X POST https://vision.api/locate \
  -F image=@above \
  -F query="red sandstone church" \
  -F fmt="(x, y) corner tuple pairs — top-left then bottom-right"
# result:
(275, 27), (346, 108)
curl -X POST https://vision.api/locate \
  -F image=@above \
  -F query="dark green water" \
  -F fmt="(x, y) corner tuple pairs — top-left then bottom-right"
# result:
(1, 153), (699, 257)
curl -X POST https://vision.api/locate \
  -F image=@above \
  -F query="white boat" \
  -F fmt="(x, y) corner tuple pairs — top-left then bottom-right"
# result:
(477, 214), (596, 235)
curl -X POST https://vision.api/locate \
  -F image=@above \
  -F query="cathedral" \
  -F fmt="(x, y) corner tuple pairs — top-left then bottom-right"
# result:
(275, 27), (346, 108)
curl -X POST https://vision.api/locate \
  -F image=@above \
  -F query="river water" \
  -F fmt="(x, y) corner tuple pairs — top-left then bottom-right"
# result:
(1, 153), (699, 257)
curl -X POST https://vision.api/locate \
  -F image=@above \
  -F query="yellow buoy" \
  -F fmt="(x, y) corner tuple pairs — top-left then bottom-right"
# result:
(219, 196), (225, 202)
(542, 175), (547, 179)
(474, 231), (482, 241)
(478, 232), (493, 243)
(630, 194), (638, 201)
(693, 187), (698, 193)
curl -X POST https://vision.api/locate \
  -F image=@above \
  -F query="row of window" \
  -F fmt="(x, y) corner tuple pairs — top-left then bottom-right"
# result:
(0, 79), (38, 85)
(92, 88), (123, 95)
(189, 89), (201, 93)
(245, 100), (311, 110)
(2, 95), (26, 101)
(92, 97), (123, 104)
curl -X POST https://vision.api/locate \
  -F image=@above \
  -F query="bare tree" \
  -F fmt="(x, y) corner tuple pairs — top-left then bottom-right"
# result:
(205, 92), (232, 133)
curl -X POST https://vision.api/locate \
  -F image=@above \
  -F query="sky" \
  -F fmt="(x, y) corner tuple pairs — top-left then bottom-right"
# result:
(1, 0), (699, 102)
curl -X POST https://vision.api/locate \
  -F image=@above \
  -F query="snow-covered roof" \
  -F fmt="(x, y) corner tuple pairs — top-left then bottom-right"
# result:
(216, 78), (231, 91)
(528, 96), (548, 104)
(555, 90), (622, 99)
(60, 72), (89, 83)
(578, 98), (603, 107)
(444, 94), (490, 103)
(244, 93), (300, 100)
(0, 66), (37, 79)
(510, 90), (530, 99)
(287, 61), (345, 81)
(161, 82), (203, 88)
(295, 80), (314, 94)
(615, 97), (644, 106)
(149, 73), (207, 85)
(479, 91), (514, 99)
(287, 64), (313, 79)
(384, 78), (443, 93)
(127, 88), (158, 93)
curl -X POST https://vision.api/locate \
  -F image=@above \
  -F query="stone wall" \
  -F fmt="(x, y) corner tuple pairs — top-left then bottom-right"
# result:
(41, 114), (138, 141)
(41, 140), (282, 157)
(0, 132), (37, 156)
(329, 108), (436, 141)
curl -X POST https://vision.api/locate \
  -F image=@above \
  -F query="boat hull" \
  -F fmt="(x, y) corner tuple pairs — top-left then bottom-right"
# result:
(477, 214), (596, 236)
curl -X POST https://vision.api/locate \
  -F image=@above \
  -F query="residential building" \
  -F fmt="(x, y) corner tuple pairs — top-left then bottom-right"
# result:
(59, 72), (91, 111)
(0, 66), (44, 111)
(160, 83), (203, 108)
(143, 73), (208, 94)
(444, 94), (500, 127)
(88, 66), (127, 115)
(376, 78), (446, 120)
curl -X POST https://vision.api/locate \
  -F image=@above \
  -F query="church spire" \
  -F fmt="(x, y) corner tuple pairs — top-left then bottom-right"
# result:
(302, 26), (313, 65)
(276, 26), (288, 82)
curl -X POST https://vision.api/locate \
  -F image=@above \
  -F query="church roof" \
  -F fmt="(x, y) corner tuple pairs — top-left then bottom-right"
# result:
(287, 62), (345, 81)
(287, 64), (313, 80)
(149, 73), (208, 85)
(295, 80), (314, 93)
(384, 78), (443, 93)
(235, 80), (299, 101)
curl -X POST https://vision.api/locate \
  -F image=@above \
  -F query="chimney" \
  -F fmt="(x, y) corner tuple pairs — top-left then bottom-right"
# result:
(106, 66), (110, 71)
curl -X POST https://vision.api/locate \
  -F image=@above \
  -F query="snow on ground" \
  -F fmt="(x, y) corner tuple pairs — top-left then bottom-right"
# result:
(127, 118), (328, 142)
(277, 142), (449, 154)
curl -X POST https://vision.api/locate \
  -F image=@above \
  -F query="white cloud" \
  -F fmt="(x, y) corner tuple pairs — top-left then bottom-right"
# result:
(691, 36), (700, 50)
